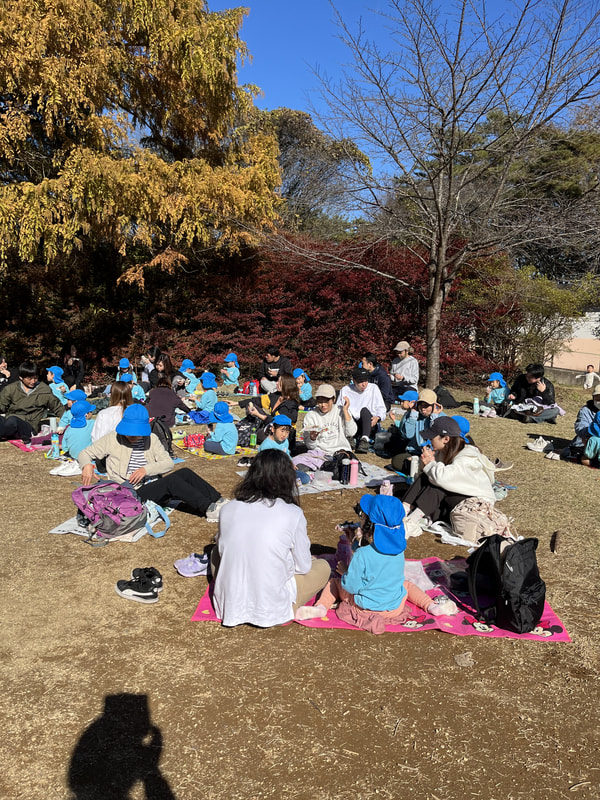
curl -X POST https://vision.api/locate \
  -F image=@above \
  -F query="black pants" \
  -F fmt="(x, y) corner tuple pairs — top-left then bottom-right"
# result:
(354, 407), (377, 439)
(137, 468), (220, 516)
(0, 415), (34, 441)
(403, 473), (468, 523)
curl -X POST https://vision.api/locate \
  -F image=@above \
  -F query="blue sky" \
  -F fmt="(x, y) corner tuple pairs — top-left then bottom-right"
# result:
(208, 1), (390, 115)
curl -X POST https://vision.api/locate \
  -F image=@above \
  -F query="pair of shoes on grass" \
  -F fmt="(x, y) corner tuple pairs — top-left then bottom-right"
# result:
(49, 460), (82, 476)
(115, 567), (163, 604)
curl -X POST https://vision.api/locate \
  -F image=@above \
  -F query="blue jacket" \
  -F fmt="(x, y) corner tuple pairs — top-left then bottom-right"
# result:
(209, 422), (238, 455)
(258, 436), (290, 456)
(396, 409), (445, 454)
(342, 544), (407, 611)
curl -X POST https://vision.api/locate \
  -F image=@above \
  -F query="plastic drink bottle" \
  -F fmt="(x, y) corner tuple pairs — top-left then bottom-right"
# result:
(51, 433), (60, 459)
(473, 397), (480, 415)
(349, 459), (359, 486)
(337, 534), (353, 567)
(410, 455), (419, 477)
(249, 426), (257, 447)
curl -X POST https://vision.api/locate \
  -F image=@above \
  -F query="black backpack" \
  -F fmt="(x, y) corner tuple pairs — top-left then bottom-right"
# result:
(150, 416), (174, 458)
(466, 535), (546, 633)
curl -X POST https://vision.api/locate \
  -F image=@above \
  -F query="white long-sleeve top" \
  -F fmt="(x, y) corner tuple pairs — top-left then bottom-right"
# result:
(576, 372), (600, 390)
(390, 355), (419, 389)
(302, 405), (357, 454)
(91, 405), (123, 442)
(422, 444), (496, 502)
(337, 382), (386, 421)
(212, 498), (312, 627)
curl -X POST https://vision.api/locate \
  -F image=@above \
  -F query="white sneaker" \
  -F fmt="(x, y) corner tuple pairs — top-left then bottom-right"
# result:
(54, 460), (82, 476)
(404, 513), (429, 538)
(205, 497), (229, 523)
(428, 597), (458, 616)
(526, 436), (551, 452)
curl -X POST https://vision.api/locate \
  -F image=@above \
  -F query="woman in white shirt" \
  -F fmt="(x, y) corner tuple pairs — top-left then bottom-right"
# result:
(91, 381), (133, 442)
(212, 450), (330, 627)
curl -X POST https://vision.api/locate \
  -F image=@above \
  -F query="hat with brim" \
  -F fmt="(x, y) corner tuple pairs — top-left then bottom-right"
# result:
(352, 367), (370, 384)
(224, 352), (239, 365)
(588, 410), (600, 438)
(70, 400), (94, 428)
(592, 386), (600, 397)
(421, 417), (462, 439)
(293, 368), (310, 382)
(452, 415), (470, 442)
(394, 341), (410, 352)
(273, 414), (292, 427)
(200, 371), (218, 389)
(66, 389), (87, 402)
(418, 388), (437, 405)
(315, 383), (336, 400)
(398, 390), (418, 402)
(120, 374), (133, 383)
(487, 371), (507, 388)
(359, 494), (406, 555)
(119, 358), (130, 369)
(181, 359), (196, 371)
(209, 401), (234, 424)
(48, 366), (64, 380)
(116, 404), (152, 436)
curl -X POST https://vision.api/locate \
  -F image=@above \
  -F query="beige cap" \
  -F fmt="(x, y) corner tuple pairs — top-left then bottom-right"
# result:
(592, 386), (600, 397)
(394, 340), (410, 352)
(418, 388), (437, 405)
(315, 383), (336, 399)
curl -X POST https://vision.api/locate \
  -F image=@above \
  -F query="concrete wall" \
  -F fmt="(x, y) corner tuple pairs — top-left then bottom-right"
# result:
(546, 312), (600, 372)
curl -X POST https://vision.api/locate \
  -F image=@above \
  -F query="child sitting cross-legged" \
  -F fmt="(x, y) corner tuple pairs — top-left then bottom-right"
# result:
(258, 414), (311, 484)
(481, 372), (509, 417)
(50, 400), (95, 477)
(204, 401), (238, 456)
(295, 494), (457, 633)
(581, 411), (600, 468)
(221, 352), (240, 391)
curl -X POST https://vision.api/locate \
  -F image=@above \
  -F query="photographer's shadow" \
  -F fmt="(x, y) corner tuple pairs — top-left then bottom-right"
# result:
(68, 693), (176, 800)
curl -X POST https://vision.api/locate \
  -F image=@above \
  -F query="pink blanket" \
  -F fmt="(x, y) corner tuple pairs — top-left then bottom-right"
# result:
(191, 556), (570, 642)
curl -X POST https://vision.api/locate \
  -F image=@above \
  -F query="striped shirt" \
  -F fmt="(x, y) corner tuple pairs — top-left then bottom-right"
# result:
(126, 439), (147, 477)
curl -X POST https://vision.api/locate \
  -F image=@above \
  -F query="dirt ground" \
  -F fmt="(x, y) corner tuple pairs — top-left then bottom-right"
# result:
(1, 385), (599, 800)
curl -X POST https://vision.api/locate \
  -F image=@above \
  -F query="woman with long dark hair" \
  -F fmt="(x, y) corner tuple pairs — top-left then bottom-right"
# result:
(243, 373), (300, 448)
(212, 449), (330, 627)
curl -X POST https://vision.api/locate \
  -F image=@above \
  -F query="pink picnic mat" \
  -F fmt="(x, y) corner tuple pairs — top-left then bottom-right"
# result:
(191, 556), (570, 642)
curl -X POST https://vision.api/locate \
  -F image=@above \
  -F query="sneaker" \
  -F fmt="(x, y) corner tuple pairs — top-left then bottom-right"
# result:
(428, 597), (458, 616)
(54, 460), (82, 477)
(237, 456), (252, 467)
(174, 553), (210, 577)
(205, 497), (229, 523)
(480, 407), (492, 417)
(404, 513), (429, 538)
(354, 437), (370, 454)
(115, 577), (159, 603)
(526, 436), (551, 452)
(132, 567), (163, 591)
(545, 451), (561, 460)
(493, 458), (514, 471)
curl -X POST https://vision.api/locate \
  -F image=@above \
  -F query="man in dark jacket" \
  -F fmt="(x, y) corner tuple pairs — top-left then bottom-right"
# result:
(259, 346), (293, 393)
(508, 363), (559, 423)
(0, 361), (65, 441)
(362, 353), (395, 411)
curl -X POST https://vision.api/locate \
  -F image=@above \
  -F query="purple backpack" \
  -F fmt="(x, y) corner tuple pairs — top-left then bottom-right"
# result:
(72, 482), (148, 540)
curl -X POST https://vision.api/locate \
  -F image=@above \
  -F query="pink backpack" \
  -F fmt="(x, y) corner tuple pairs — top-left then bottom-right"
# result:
(72, 482), (148, 540)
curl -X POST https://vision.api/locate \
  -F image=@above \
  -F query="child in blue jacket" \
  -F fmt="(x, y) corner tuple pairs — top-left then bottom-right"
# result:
(204, 401), (238, 455)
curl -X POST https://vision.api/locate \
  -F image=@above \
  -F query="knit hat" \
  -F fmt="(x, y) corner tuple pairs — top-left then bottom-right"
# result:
(273, 414), (292, 427)
(315, 384), (336, 400)
(181, 359), (196, 371)
(487, 371), (507, 388)
(209, 401), (234, 424)
(359, 495), (406, 555)
(224, 352), (239, 366)
(394, 340), (410, 352)
(70, 400), (94, 428)
(65, 389), (87, 402)
(200, 371), (218, 389)
(352, 367), (370, 384)
(47, 366), (64, 381)
(118, 358), (130, 369)
(452, 415), (471, 442)
(398, 390), (418, 402)
(116, 404), (151, 436)
(293, 368), (310, 383)
(421, 417), (462, 439)
(418, 388), (437, 405)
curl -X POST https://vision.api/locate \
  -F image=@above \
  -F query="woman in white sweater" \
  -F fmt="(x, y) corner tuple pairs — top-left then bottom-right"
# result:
(401, 416), (496, 535)
(91, 381), (133, 442)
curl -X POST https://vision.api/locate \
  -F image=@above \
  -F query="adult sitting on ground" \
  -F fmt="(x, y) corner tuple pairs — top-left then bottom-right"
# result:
(91, 381), (134, 441)
(243, 373), (300, 447)
(389, 388), (444, 473)
(258, 346), (293, 394)
(337, 367), (387, 454)
(78, 405), (225, 521)
(145, 377), (191, 428)
(0, 361), (65, 442)
(211, 449), (331, 627)
(564, 386), (600, 459)
(292, 383), (357, 471)
(507, 363), (560, 424)
(0, 355), (18, 391)
(389, 340), (419, 395)
(362, 352), (395, 411)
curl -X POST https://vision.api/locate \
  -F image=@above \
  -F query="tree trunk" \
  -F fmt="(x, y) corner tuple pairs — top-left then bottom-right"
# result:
(425, 289), (444, 388)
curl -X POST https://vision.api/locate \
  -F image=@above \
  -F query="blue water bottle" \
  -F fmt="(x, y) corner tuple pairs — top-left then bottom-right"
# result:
(51, 432), (60, 459)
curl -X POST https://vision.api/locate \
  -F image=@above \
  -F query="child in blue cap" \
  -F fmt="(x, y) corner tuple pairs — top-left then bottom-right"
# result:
(582, 411), (600, 467)
(180, 359), (200, 394)
(47, 366), (69, 405)
(190, 372), (219, 423)
(296, 494), (457, 629)
(204, 401), (239, 455)
(60, 400), (95, 460)
(293, 368), (314, 406)
(116, 357), (138, 383)
(482, 372), (508, 416)
(221, 353), (240, 390)
(258, 415), (311, 484)
(57, 389), (88, 431)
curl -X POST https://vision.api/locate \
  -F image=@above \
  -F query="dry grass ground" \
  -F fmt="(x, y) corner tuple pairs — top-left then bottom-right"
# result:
(1, 384), (599, 800)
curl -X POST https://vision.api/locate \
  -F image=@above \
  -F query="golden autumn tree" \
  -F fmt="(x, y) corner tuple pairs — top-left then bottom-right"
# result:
(0, 0), (280, 284)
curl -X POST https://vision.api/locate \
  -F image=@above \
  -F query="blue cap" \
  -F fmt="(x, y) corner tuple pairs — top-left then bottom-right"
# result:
(209, 401), (234, 424)
(116, 404), (152, 437)
(359, 495), (406, 555)
(120, 374), (133, 383)
(273, 414), (292, 427)
(70, 400), (94, 428)
(293, 368), (310, 382)
(181, 359), (196, 371)
(200, 371), (218, 389)
(487, 372), (507, 388)
(452, 415), (471, 442)
(119, 358), (130, 369)
(588, 410), (600, 438)
(48, 366), (64, 380)
(224, 352), (239, 365)
(66, 389), (87, 402)
(398, 390), (418, 402)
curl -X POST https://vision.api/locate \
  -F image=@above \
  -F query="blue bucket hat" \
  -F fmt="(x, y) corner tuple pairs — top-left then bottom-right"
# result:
(487, 371), (507, 388)
(181, 359), (196, 371)
(65, 389), (87, 402)
(209, 401), (234, 424)
(293, 368), (310, 383)
(588, 411), (600, 438)
(70, 400), (94, 428)
(200, 371), (218, 389)
(120, 373), (133, 383)
(273, 414), (292, 427)
(359, 495), (406, 555)
(116, 404), (152, 436)
(453, 415), (471, 442)
(398, 389), (418, 402)
(224, 352), (239, 366)
(119, 358), (130, 369)
(48, 366), (64, 381)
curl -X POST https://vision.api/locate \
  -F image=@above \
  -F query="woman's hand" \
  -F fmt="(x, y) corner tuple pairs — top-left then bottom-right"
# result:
(420, 445), (435, 466)
(128, 467), (147, 486)
(485, 386), (492, 396)
(508, 393), (515, 400)
(81, 464), (96, 486)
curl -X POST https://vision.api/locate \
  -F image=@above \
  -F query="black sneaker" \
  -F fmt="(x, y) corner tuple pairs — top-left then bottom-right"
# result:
(115, 577), (159, 604)
(355, 438), (370, 454)
(131, 567), (163, 592)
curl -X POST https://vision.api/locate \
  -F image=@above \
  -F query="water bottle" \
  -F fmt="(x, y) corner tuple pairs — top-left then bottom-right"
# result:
(340, 458), (351, 484)
(337, 534), (353, 567)
(51, 432), (60, 459)
(349, 459), (359, 486)
(410, 455), (419, 477)
(473, 397), (480, 415)
(249, 426), (257, 447)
